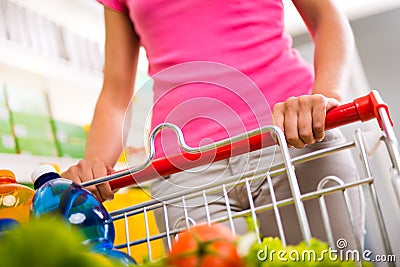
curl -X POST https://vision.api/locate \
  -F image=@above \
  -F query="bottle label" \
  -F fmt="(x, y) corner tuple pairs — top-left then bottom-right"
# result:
(2, 195), (17, 206)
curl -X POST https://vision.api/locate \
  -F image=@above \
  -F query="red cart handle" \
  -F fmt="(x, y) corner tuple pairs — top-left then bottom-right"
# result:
(108, 90), (392, 190)
(325, 90), (392, 130)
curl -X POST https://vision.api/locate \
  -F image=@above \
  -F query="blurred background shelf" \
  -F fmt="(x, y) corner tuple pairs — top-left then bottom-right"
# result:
(0, 41), (103, 91)
(0, 153), (79, 183)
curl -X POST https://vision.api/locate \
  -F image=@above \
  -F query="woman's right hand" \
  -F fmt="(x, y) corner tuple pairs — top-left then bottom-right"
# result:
(61, 159), (115, 202)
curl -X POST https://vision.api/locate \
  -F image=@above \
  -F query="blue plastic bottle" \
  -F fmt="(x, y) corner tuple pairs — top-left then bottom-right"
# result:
(31, 165), (136, 265)
(31, 164), (115, 248)
(94, 247), (137, 266)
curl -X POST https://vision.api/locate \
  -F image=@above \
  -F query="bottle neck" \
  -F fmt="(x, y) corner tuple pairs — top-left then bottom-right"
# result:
(0, 177), (16, 184)
(34, 173), (61, 190)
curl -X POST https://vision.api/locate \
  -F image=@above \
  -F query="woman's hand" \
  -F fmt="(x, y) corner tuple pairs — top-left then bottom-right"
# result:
(272, 94), (340, 148)
(278, 0), (353, 149)
(61, 159), (115, 202)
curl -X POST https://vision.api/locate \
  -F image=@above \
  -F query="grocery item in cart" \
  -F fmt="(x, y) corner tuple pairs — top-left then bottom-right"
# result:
(31, 164), (137, 266)
(31, 164), (115, 248)
(0, 169), (34, 235)
(94, 247), (137, 266)
(0, 216), (128, 267)
(167, 223), (245, 267)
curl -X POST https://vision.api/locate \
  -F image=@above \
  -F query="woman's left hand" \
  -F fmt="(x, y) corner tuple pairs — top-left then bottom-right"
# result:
(272, 94), (340, 148)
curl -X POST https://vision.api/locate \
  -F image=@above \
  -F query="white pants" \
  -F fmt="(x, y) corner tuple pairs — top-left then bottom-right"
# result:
(150, 129), (365, 250)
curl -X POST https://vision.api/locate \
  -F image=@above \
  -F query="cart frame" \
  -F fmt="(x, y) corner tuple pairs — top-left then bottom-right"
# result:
(83, 90), (400, 266)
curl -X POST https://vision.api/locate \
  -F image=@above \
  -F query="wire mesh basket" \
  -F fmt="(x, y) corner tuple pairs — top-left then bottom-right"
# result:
(84, 90), (400, 266)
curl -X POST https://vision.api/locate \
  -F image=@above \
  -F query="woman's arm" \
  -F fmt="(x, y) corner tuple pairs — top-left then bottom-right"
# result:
(293, 0), (354, 101)
(272, 0), (354, 148)
(62, 7), (140, 201)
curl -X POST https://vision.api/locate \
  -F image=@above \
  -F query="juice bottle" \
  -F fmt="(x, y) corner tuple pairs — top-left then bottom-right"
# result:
(0, 169), (35, 234)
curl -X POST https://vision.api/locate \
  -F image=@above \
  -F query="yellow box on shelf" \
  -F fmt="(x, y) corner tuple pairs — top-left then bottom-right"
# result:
(103, 187), (165, 264)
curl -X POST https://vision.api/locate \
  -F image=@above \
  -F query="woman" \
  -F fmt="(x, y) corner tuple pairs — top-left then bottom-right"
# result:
(62, 0), (364, 249)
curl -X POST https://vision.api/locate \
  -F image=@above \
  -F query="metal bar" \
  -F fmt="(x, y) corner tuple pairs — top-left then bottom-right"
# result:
(267, 174), (286, 246)
(123, 212), (131, 256)
(318, 175), (363, 252)
(143, 207), (152, 261)
(317, 183), (334, 248)
(342, 188), (363, 253)
(202, 190), (211, 225)
(273, 126), (312, 244)
(379, 107), (400, 204)
(114, 178), (374, 249)
(109, 143), (356, 221)
(162, 203), (172, 250)
(223, 184), (236, 236)
(354, 128), (393, 258)
(182, 196), (190, 230)
(244, 178), (261, 244)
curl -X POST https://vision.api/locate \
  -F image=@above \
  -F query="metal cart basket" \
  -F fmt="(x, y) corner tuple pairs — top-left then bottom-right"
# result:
(83, 90), (400, 266)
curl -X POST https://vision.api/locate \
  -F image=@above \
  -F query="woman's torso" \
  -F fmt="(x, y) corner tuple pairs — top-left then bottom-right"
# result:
(112, 0), (314, 156)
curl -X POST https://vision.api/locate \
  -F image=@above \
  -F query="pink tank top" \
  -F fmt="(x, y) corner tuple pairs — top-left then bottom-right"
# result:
(98, 0), (314, 158)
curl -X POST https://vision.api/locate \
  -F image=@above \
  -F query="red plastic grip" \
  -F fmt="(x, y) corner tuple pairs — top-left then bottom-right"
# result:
(109, 90), (392, 190)
(325, 90), (392, 130)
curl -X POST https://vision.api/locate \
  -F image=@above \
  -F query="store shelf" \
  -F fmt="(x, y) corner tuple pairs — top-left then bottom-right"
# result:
(0, 40), (103, 91)
(0, 40), (103, 126)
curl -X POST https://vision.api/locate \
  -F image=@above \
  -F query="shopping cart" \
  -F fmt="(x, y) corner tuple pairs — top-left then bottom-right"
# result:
(82, 90), (400, 266)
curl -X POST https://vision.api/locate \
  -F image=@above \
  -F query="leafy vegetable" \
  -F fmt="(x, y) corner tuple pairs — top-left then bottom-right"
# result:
(0, 216), (131, 267)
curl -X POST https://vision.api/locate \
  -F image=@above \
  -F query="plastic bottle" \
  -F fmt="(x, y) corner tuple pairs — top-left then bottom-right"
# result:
(0, 169), (35, 235)
(31, 164), (136, 266)
(94, 247), (137, 266)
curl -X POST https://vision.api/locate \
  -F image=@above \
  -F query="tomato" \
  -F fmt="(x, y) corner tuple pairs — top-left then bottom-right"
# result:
(166, 223), (245, 267)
